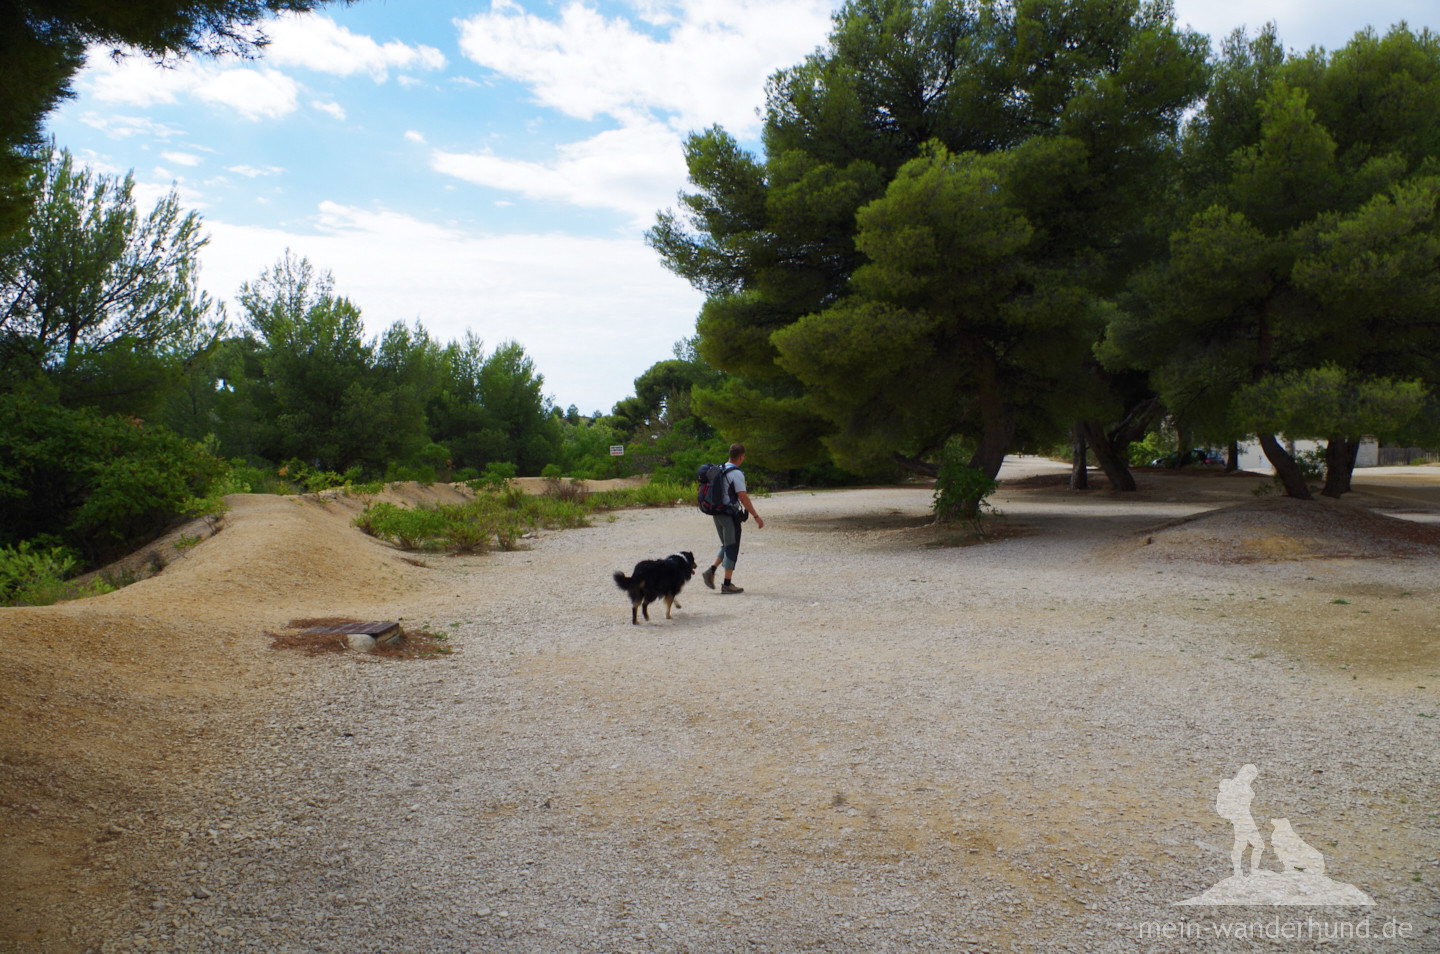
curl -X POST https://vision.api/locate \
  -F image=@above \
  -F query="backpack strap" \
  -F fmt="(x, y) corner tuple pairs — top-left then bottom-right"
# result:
(719, 462), (738, 506)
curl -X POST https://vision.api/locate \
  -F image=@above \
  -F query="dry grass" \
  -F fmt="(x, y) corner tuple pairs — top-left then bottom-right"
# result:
(268, 617), (454, 660)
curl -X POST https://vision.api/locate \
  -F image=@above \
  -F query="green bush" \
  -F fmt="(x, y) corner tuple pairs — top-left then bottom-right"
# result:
(383, 461), (438, 485)
(0, 395), (228, 562)
(480, 461), (518, 488)
(221, 460), (296, 495)
(1126, 431), (1177, 467)
(588, 479), (690, 509)
(353, 475), (704, 556)
(932, 442), (1000, 526)
(0, 542), (116, 606)
(354, 502), (448, 549)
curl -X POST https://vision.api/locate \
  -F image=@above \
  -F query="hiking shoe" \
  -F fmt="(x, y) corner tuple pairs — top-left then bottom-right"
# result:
(720, 581), (744, 594)
(702, 566), (716, 589)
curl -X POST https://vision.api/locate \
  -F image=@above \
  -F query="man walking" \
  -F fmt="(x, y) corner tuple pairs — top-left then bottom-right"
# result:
(702, 443), (764, 594)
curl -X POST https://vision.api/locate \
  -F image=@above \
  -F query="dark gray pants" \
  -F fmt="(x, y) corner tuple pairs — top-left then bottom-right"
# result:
(712, 512), (742, 570)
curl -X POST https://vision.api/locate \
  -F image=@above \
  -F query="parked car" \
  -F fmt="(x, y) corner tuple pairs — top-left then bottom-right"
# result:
(1150, 448), (1225, 468)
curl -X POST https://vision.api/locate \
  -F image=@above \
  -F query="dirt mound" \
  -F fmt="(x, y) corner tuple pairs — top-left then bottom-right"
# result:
(0, 488), (444, 946)
(1124, 496), (1440, 563)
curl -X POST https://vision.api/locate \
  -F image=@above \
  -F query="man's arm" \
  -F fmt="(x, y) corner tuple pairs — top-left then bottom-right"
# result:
(736, 490), (764, 529)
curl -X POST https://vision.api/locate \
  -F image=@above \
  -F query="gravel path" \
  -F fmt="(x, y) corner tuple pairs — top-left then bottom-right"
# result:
(74, 464), (1440, 953)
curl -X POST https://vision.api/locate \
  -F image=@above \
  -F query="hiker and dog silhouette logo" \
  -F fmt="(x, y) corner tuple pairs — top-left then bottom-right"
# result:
(1175, 764), (1374, 906)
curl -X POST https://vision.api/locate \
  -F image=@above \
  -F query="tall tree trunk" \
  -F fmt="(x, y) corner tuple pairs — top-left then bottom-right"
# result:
(1174, 425), (1193, 470)
(1226, 440), (1239, 473)
(1259, 432), (1314, 500)
(1070, 421), (1088, 490)
(961, 354), (1016, 518)
(1083, 421), (1138, 491)
(1078, 395), (1159, 493)
(1321, 435), (1360, 498)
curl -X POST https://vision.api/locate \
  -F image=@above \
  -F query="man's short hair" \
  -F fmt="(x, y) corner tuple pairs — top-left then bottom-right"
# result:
(729, 442), (745, 462)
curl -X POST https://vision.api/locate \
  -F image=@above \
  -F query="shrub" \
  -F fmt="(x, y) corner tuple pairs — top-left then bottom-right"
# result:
(932, 442), (1000, 527)
(0, 543), (115, 606)
(383, 461), (437, 486)
(222, 460), (295, 495)
(0, 395), (228, 563)
(0, 543), (76, 606)
(542, 476), (586, 504)
(354, 502), (448, 550)
(478, 461), (518, 489)
(1127, 430), (1177, 467)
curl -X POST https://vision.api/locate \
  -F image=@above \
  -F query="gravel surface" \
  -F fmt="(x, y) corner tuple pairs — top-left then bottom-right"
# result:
(15, 462), (1440, 953)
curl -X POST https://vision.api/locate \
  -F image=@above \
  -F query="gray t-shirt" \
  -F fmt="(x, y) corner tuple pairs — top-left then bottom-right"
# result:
(721, 464), (746, 506)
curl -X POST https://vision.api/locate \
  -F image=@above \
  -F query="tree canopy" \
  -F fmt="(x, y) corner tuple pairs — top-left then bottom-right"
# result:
(0, 0), (347, 239)
(1099, 24), (1440, 498)
(649, 0), (1209, 495)
(0, 148), (219, 415)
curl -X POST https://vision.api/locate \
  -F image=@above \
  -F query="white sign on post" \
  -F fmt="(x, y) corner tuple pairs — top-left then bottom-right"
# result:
(609, 445), (625, 456)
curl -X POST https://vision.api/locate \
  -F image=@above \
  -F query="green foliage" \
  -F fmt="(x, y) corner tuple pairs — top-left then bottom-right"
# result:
(1295, 448), (1328, 482)
(471, 461), (517, 491)
(0, 149), (220, 415)
(217, 459), (295, 495)
(236, 252), (432, 473)
(277, 458), (349, 493)
(586, 479), (691, 510)
(651, 0), (1209, 476)
(0, 394), (227, 561)
(383, 461), (437, 485)
(932, 440), (1001, 525)
(1103, 24), (1440, 497)
(432, 338), (560, 475)
(1232, 365), (1428, 441)
(353, 502), (451, 550)
(0, 542), (77, 606)
(1126, 430), (1178, 467)
(355, 479), (692, 555)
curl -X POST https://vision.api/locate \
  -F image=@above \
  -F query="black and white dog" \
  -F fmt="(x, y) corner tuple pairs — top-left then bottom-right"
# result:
(613, 551), (697, 625)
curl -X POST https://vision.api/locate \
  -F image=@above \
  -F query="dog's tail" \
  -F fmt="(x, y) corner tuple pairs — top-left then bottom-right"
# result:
(613, 571), (632, 591)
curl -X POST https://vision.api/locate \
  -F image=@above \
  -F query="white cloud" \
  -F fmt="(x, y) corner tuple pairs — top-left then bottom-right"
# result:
(78, 113), (185, 140)
(71, 10), (447, 122)
(312, 99), (347, 120)
(431, 120), (687, 225)
(161, 151), (204, 167)
(192, 68), (299, 119)
(78, 50), (301, 120)
(1172, 0), (1434, 50)
(228, 164), (285, 178)
(199, 203), (704, 412)
(404, 130), (427, 144)
(265, 13), (447, 79)
(455, 0), (833, 136)
(442, 1), (834, 225)
(131, 176), (209, 212)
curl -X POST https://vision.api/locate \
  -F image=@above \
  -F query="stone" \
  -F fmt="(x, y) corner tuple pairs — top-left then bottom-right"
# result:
(346, 634), (377, 652)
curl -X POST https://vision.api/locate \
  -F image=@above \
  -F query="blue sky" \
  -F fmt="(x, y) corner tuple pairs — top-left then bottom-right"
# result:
(43, 0), (1439, 415)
